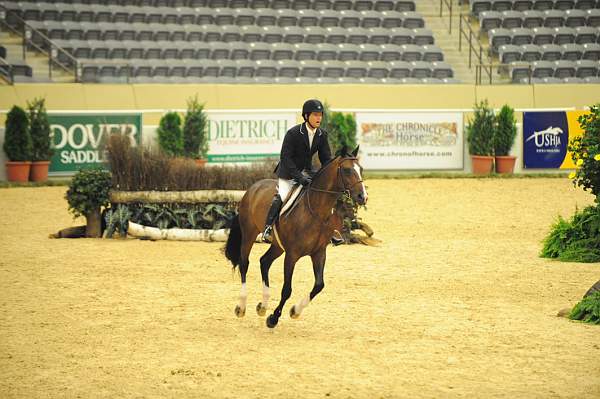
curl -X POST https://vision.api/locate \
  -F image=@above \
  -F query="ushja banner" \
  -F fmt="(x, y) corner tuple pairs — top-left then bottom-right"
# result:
(355, 112), (463, 170)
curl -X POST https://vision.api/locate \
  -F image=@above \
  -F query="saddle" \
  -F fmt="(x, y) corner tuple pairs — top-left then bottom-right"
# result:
(279, 184), (305, 218)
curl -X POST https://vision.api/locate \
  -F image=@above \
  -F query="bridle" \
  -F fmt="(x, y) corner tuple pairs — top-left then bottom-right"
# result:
(305, 157), (364, 228)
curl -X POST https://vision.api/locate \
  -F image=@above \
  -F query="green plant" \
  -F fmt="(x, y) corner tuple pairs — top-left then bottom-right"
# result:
(568, 104), (600, 201)
(466, 100), (495, 156)
(28, 97), (53, 161)
(157, 111), (183, 157)
(65, 167), (112, 218)
(3, 105), (32, 161)
(321, 103), (357, 156)
(104, 204), (131, 238)
(569, 291), (600, 325)
(183, 96), (209, 159)
(494, 104), (517, 156)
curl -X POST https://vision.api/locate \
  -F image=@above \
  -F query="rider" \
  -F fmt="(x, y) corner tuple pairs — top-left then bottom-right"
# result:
(262, 99), (336, 244)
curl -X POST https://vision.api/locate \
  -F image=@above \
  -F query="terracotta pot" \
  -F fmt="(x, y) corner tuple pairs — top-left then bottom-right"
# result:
(30, 161), (51, 182)
(495, 156), (516, 174)
(5, 161), (32, 182)
(471, 155), (494, 175)
(195, 158), (207, 167)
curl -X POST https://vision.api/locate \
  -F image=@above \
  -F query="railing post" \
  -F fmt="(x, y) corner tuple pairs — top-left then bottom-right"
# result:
(459, 15), (463, 51)
(449, 0), (453, 34)
(468, 31), (472, 68)
(440, 0), (443, 17)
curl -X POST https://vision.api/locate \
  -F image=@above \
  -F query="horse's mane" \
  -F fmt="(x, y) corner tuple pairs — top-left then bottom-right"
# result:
(312, 155), (341, 181)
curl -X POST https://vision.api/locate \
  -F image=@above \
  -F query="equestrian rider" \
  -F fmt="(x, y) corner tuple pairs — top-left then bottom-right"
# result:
(262, 99), (333, 243)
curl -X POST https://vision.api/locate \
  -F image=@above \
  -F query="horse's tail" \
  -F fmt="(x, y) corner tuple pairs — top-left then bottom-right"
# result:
(224, 213), (242, 269)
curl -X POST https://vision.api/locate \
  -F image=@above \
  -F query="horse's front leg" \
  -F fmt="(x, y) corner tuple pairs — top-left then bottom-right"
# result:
(290, 248), (326, 320)
(266, 252), (298, 328)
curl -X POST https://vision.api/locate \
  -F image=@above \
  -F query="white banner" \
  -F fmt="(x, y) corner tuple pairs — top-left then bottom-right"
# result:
(205, 111), (297, 163)
(356, 112), (464, 170)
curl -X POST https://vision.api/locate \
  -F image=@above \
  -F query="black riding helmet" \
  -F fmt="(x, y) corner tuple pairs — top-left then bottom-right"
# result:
(302, 99), (324, 121)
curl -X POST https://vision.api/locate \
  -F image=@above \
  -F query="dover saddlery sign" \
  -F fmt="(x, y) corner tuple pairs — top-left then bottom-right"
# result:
(355, 112), (463, 170)
(205, 111), (296, 163)
(49, 113), (142, 175)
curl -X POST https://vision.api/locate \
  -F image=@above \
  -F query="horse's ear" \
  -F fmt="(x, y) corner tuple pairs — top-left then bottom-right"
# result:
(336, 145), (349, 157)
(351, 145), (360, 157)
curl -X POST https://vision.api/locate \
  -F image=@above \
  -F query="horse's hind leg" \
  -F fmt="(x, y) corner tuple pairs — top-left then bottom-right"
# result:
(235, 232), (257, 318)
(290, 248), (326, 320)
(266, 252), (298, 328)
(256, 244), (283, 316)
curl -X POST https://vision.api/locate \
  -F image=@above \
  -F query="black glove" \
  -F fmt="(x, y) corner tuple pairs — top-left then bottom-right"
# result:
(297, 175), (312, 186)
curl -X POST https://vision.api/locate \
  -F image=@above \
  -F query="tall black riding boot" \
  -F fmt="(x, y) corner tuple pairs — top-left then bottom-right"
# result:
(262, 194), (283, 243)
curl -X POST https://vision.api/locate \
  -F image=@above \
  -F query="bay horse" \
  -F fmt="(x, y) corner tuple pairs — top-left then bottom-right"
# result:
(224, 146), (368, 328)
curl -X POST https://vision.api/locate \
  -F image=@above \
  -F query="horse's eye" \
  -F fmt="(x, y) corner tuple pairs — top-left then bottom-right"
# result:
(342, 168), (352, 175)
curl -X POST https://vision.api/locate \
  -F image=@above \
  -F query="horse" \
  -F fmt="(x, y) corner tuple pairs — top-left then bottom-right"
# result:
(224, 146), (368, 328)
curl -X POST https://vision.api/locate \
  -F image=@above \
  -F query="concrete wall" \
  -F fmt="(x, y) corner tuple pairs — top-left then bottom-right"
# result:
(0, 82), (598, 180)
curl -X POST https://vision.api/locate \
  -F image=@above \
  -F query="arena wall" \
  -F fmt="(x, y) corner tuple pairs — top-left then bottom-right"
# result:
(0, 83), (598, 180)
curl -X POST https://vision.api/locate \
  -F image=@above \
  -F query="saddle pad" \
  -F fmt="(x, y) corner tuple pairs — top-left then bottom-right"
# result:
(280, 184), (303, 217)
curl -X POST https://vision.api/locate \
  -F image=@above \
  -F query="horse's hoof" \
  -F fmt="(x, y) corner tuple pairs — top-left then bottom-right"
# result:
(290, 305), (300, 319)
(256, 302), (267, 316)
(266, 314), (278, 328)
(234, 305), (246, 318)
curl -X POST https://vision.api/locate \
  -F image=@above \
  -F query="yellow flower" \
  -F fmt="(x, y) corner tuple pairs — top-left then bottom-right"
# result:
(569, 172), (576, 179)
(595, 154), (600, 161)
(583, 152), (588, 158)
(576, 158), (584, 166)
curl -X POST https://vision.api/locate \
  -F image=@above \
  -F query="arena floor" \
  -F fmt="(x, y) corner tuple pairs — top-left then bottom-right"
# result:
(1, 179), (599, 398)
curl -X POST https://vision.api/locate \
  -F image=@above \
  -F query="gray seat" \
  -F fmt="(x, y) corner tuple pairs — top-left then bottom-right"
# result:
(278, 60), (301, 77)
(471, 0), (492, 17)
(229, 42), (250, 60)
(564, 9), (587, 28)
(380, 44), (403, 61)
(296, 42), (320, 60)
(575, 0), (596, 8)
(314, 0), (334, 10)
(532, 60), (555, 77)
(254, 60), (279, 78)
(337, 43), (360, 61)
(321, 60), (346, 78)
(304, 26), (327, 44)
(400, 44), (423, 61)
(390, 27), (413, 45)
(561, 43), (584, 60)
(582, 43), (600, 60)
(366, 60), (390, 78)
(213, 8), (236, 26)
(210, 42), (232, 60)
(344, 60), (369, 78)
(256, 9), (278, 27)
(489, 28), (513, 52)
(241, 26), (263, 42)
(499, 44), (522, 63)
(262, 26), (285, 43)
(510, 61), (533, 81)
(532, 26), (555, 44)
(325, 27), (347, 44)
(562, 76), (585, 83)
(492, 0), (513, 12)
(554, 60), (577, 77)
(432, 61), (454, 78)
(381, 11), (404, 29)
(271, 43), (295, 60)
(412, 28), (435, 45)
(502, 11), (524, 29)
(354, 1), (374, 11)
(332, 0), (353, 10)
(388, 60), (412, 78)
(544, 10), (565, 28)
(575, 26), (598, 44)
(513, 0), (534, 11)
(587, 9), (600, 28)
(521, 43), (544, 60)
(360, 11), (382, 28)
(249, 42), (272, 60)
(277, 9), (299, 27)
(512, 28), (534, 45)
(232, 9), (255, 26)
(318, 9), (340, 27)
(299, 60), (323, 78)
(410, 61), (433, 78)
(541, 43), (563, 60)
(575, 59), (599, 77)
(373, 1), (394, 11)
(395, 1), (416, 12)
(338, 10), (361, 28)
(522, 10), (545, 28)
(554, 27), (576, 45)
(402, 11), (424, 29)
(533, 0), (554, 10)
(283, 26), (305, 44)
(480, 11), (503, 32)
(554, 0), (575, 10)
(358, 43), (381, 61)
(272, 0), (292, 9)
(236, 59), (256, 78)
(298, 9), (320, 27)
(368, 27), (391, 45)
(347, 27), (371, 44)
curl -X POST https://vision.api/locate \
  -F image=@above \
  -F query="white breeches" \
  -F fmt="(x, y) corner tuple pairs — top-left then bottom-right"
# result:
(277, 178), (296, 200)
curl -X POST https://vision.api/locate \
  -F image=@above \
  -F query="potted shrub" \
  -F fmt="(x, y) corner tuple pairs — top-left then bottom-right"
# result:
(157, 111), (183, 157)
(494, 104), (518, 174)
(65, 167), (112, 238)
(183, 96), (209, 166)
(466, 100), (495, 175)
(28, 97), (53, 181)
(3, 105), (32, 182)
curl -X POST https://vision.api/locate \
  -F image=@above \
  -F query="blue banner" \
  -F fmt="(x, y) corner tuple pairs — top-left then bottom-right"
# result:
(523, 112), (569, 169)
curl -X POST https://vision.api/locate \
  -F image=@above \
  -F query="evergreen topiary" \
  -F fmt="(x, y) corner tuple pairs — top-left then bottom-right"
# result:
(569, 291), (600, 325)
(3, 105), (32, 162)
(28, 97), (53, 161)
(65, 167), (112, 237)
(466, 100), (495, 156)
(321, 103), (357, 156)
(157, 111), (183, 157)
(494, 104), (517, 156)
(183, 96), (209, 159)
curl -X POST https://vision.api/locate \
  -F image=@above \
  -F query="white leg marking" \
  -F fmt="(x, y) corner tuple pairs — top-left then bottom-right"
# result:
(262, 281), (270, 307)
(239, 283), (247, 310)
(294, 295), (311, 316)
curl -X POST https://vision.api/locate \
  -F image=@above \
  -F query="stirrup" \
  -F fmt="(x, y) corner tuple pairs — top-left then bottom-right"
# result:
(262, 226), (273, 243)
(331, 236), (344, 246)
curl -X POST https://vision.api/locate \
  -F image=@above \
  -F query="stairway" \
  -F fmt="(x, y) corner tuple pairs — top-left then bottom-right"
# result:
(0, 28), (75, 83)
(417, 0), (477, 84)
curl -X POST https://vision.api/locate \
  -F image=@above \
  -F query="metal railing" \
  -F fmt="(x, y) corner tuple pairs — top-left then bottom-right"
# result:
(458, 12), (492, 83)
(475, 62), (535, 85)
(0, 4), (79, 82)
(0, 57), (14, 84)
(439, 0), (454, 34)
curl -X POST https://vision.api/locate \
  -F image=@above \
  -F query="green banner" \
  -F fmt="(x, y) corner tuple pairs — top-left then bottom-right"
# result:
(48, 113), (142, 175)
